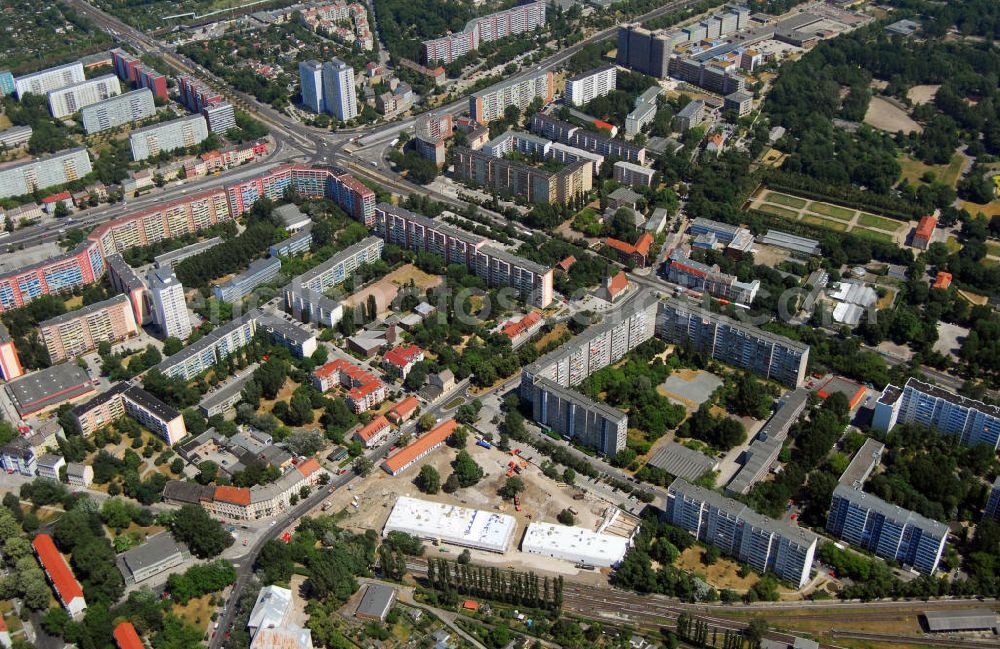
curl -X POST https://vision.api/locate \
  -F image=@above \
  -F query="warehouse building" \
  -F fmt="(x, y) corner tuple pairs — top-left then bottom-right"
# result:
(521, 522), (631, 567)
(922, 609), (998, 634)
(383, 496), (517, 553)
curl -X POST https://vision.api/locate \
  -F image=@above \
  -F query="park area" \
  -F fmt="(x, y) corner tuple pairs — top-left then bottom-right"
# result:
(749, 188), (911, 245)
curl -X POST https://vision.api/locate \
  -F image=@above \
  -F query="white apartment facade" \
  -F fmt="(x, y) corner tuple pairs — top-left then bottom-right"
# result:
(146, 267), (192, 340)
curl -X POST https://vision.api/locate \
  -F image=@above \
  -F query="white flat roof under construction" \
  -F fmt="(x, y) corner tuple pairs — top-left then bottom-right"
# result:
(521, 522), (631, 567)
(383, 496), (516, 553)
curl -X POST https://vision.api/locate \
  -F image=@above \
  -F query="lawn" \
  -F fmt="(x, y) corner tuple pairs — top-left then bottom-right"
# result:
(802, 215), (847, 231)
(808, 201), (856, 221)
(173, 594), (214, 631)
(897, 152), (966, 188)
(675, 546), (759, 592)
(960, 199), (1000, 218)
(945, 236), (962, 253)
(758, 203), (801, 220)
(987, 241), (1000, 258)
(857, 213), (902, 231)
(443, 397), (466, 410)
(855, 228), (895, 243)
(765, 192), (807, 209)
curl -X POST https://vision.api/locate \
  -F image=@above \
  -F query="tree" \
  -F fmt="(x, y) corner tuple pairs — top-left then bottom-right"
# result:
(557, 509), (575, 525)
(451, 451), (483, 488)
(286, 429), (324, 456)
(169, 504), (234, 559)
(448, 426), (468, 449)
(743, 618), (768, 648)
(197, 461), (219, 485)
(502, 476), (525, 498)
(162, 337), (183, 356)
(417, 465), (440, 494)
(562, 468), (576, 485)
(457, 548), (471, 565)
(418, 413), (436, 432)
(353, 456), (374, 477)
(100, 498), (133, 532)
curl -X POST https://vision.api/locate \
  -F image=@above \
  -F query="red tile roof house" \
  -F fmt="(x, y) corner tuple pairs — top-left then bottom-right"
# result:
(387, 395), (419, 424)
(606, 232), (654, 267)
(114, 622), (144, 649)
(355, 414), (392, 448)
(382, 344), (425, 380)
(33, 533), (87, 619)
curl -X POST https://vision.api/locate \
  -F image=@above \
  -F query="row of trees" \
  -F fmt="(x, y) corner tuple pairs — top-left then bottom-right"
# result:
(424, 558), (564, 611)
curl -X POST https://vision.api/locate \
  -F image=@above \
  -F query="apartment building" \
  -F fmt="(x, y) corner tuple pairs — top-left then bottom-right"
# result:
(146, 267), (192, 340)
(873, 377), (1000, 450)
(202, 101), (237, 134)
(827, 484), (948, 574)
(177, 76), (222, 112)
(285, 286), (344, 327)
(270, 228), (313, 258)
(0, 438), (36, 476)
(110, 49), (168, 99)
(383, 344), (424, 379)
(225, 165), (346, 216)
(47, 74), (120, 119)
(32, 533), (87, 619)
(0, 240), (104, 312)
(323, 59), (358, 121)
(298, 60), (325, 113)
(374, 203), (554, 307)
(986, 478), (1000, 523)
(606, 232), (653, 267)
(422, 1), (546, 63)
(15, 62), (85, 99)
(257, 313), (318, 359)
(88, 187), (232, 257)
(356, 415), (391, 449)
(665, 248), (760, 306)
(531, 113), (646, 165)
(80, 88), (156, 135)
(39, 294), (138, 363)
(482, 130), (552, 158)
(329, 170), (376, 226)
(566, 65), (617, 107)
(724, 90), (753, 117)
(470, 71), (553, 124)
(312, 358), (386, 413)
(666, 478), (816, 587)
(129, 114), (209, 161)
(613, 160), (656, 187)
(0, 125), (32, 148)
(454, 146), (591, 205)
(153, 311), (257, 380)
(0, 147), (93, 199)
(528, 376), (627, 456)
(72, 382), (188, 444)
(726, 389), (810, 495)
(213, 256), (282, 303)
(414, 112), (454, 167)
(0, 323), (24, 381)
(287, 236), (383, 294)
(655, 298), (809, 387)
(522, 292), (658, 394)
(674, 100), (706, 131)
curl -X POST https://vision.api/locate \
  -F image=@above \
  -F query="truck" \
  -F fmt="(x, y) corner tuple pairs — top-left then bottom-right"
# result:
(476, 439), (492, 450)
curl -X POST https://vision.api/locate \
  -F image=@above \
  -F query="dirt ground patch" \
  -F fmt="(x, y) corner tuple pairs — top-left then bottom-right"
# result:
(344, 263), (442, 313)
(864, 97), (922, 134)
(675, 546), (759, 592)
(906, 84), (939, 105)
(534, 323), (568, 350)
(173, 594), (214, 633)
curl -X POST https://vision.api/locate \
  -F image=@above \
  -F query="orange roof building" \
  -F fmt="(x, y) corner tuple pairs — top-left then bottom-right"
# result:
(383, 419), (458, 475)
(816, 377), (867, 411)
(501, 311), (543, 342)
(913, 215), (937, 250)
(383, 344), (425, 378)
(313, 359), (386, 413)
(296, 457), (322, 478)
(214, 485), (251, 506)
(113, 622), (144, 649)
(463, 600), (480, 611)
(606, 232), (653, 267)
(557, 256), (576, 272)
(388, 396), (420, 423)
(932, 271), (952, 289)
(32, 533), (87, 619)
(356, 415), (391, 448)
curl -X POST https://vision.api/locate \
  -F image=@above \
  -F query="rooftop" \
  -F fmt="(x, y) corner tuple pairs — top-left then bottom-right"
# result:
(758, 230), (820, 256)
(522, 522), (631, 567)
(384, 419), (457, 474)
(121, 532), (186, 575)
(249, 585), (292, 631)
(384, 495), (516, 552)
(39, 294), (132, 329)
(113, 622), (144, 649)
(6, 363), (94, 416)
(480, 244), (550, 277)
(355, 583), (397, 619)
(154, 311), (258, 375)
(32, 533), (84, 604)
(106, 254), (146, 291)
(293, 236), (383, 288)
(833, 483), (948, 539)
(647, 442), (717, 481)
(838, 438), (884, 488)
(922, 609), (998, 632)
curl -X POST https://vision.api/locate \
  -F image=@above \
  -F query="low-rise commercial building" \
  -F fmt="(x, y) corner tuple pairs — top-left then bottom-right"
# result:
(522, 522), (631, 567)
(355, 583), (397, 622)
(383, 420), (457, 475)
(5, 363), (95, 416)
(119, 532), (187, 584)
(384, 494), (516, 551)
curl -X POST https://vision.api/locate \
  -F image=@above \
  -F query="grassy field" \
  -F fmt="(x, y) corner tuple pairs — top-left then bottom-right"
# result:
(987, 241), (1000, 258)
(758, 203), (801, 219)
(809, 201), (855, 221)
(802, 215), (847, 231)
(897, 152), (965, 187)
(855, 228), (895, 243)
(857, 213), (902, 231)
(765, 192), (807, 209)
(960, 199), (1000, 218)
(945, 236), (962, 253)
